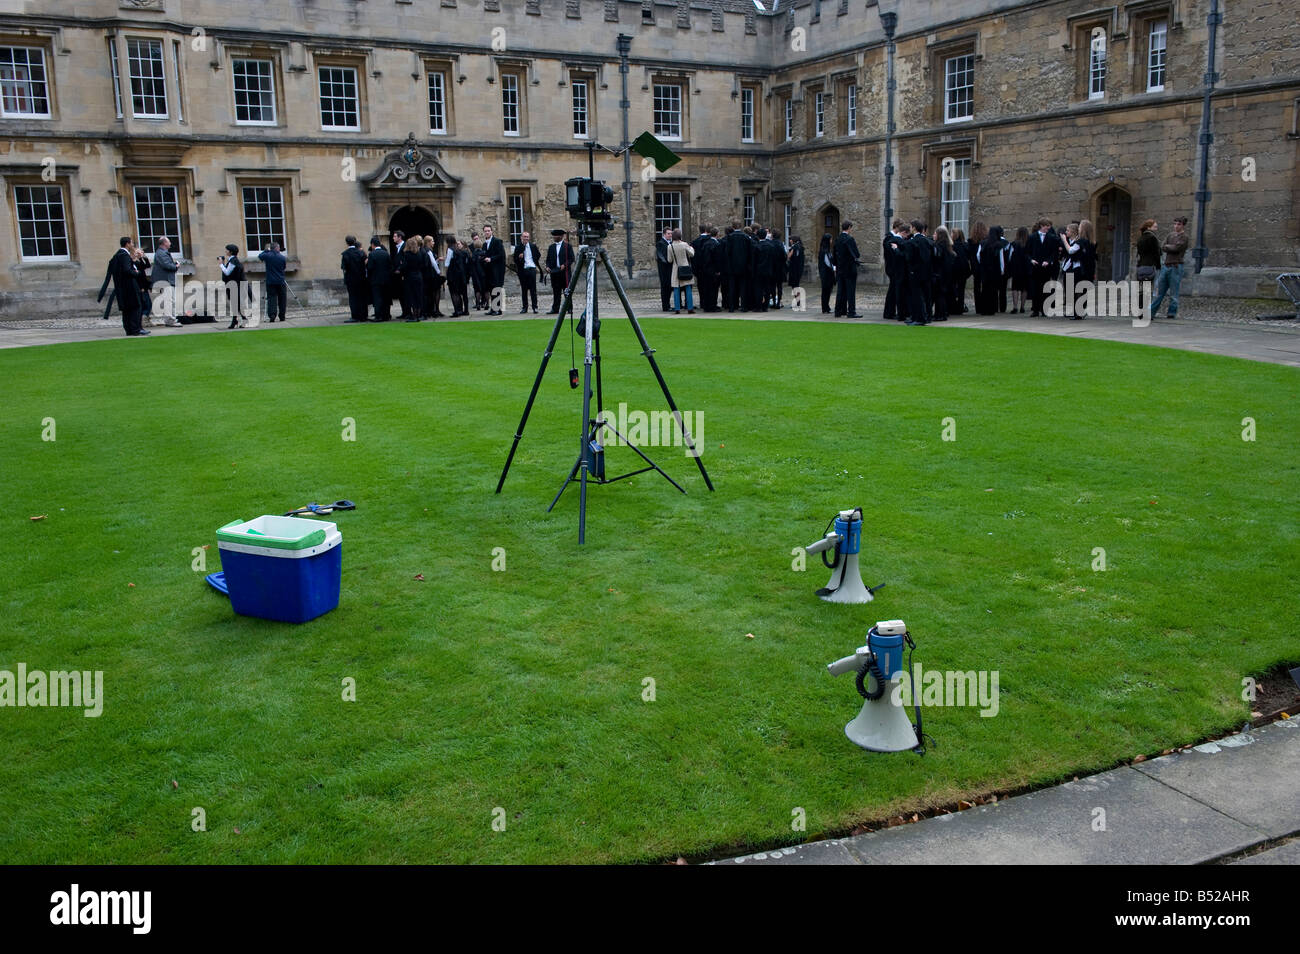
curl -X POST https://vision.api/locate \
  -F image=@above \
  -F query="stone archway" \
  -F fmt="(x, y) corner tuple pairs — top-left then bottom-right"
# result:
(1092, 185), (1133, 282)
(816, 203), (840, 246)
(388, 206), (440, 248)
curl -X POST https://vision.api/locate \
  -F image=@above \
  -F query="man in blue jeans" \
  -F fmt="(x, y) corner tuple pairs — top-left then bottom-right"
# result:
(259, 242), (289, 322)
(1149, 216), (1189, 319)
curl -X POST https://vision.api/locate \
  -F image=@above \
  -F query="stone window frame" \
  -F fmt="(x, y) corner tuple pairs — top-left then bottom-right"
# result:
(424, 57), (457, 136)
(224, 44), (287, 128)
(125, 34), (169, 120)
(567, 67), (598, 140)
(1064, 8), (1117, 103)
(801, 77), (827, 141)
(129, 178), (189, 258)
(493, 57), (533, 139)
(0, 34), (57, 121)
(654, 187), (685, 236)
(649, 72), (690, 143)
(310, 49), (369, 133)
(1125, 1), (1178, 95)
(8, 176), (74, 263)
(235, 176), (296, 265)
(769, 83), (794, 143)
(738, 79), (762, 144)
(833, 68), (858, 139)
(925, 34), (981, 128)
(920, 137), (978, 234)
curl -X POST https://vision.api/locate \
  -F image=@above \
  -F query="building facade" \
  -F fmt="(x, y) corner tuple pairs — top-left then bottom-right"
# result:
(0, 0), (1297, 317)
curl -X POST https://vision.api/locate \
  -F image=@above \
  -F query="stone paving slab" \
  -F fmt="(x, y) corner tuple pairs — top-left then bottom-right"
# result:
(1133, 718), (1300, 840)
(717, 717), (1297, 865)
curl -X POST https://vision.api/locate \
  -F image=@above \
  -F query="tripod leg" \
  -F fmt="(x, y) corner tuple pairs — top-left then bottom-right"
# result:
(547, 455), (582, 512)
(496, 254), (588, 493)
(577, 248), (598, 544)
(598, 249), (715, 491)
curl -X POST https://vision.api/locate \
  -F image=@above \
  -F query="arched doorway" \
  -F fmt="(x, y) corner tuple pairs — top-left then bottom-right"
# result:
(1092, 186), (1132, 282)
(387, 206), (439, 251)
(817, 204), (840, 243)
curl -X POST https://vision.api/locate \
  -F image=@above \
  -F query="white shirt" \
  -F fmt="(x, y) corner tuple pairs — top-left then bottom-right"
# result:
(522, 244), (535, 269)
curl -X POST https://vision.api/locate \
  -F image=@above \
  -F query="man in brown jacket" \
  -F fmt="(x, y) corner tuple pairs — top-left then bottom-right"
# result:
(1150, 216), (1189, 318)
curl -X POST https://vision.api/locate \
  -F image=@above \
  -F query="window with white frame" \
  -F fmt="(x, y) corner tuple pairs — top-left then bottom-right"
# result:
(940, 157), (971, 237)
(814, 90), (825, 137)
(507, 192), (525, 247)
(1147, 20), (1167, 91)
(1088, 29), (1107, 99)
(502, 72), (520, 135)
(847, 83), (857, 135)
(783, 97), (793, 141)
(13, 184), (69, 261)
(743, 193), (755, 226)
(572, 78), (589, 138)
(127, 38), (167, 118)
(653, 83), (682, 140)
(0, 47), (50, 118)
(654, 190), (682, 236)
(740, 86), (754, 142)
(233, 59), (275, 125)
(242, 185), (286, 252)
(318, 65), (359, 130)
(428, 69), (447, 133)
(944, 53), (974, 122)
(133, 185), (183, 256)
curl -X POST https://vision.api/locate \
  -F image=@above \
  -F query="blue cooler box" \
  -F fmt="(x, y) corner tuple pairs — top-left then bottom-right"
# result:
(216, 516), (342, 623)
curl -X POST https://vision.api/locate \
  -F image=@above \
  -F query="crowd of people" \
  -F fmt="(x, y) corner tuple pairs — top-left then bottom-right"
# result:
(654, 223), (808, 315)
(97, 212), (1191, 337)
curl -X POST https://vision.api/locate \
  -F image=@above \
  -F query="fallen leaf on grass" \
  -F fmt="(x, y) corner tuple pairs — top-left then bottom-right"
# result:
(128, 583), (136, 588)
(1133, 754), (1147, 763)
(413, 573), (425, 581)
(30, 514), (47, 521)
(170, 780), (178, 790)
(233, 827), (241, 835)
(745, 633), (755, 639)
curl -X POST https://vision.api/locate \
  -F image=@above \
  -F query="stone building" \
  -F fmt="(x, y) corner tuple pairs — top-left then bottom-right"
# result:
(0, 0), (1296, 317)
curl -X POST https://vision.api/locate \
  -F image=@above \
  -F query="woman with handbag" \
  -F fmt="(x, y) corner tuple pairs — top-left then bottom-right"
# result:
(668, 228), (695, 315)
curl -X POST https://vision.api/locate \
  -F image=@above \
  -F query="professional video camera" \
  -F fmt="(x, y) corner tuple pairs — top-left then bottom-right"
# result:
(565, 175), (614, 241)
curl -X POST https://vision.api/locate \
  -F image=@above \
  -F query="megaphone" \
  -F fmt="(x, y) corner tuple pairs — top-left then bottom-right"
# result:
(804, 508), (881, 604)
(827, 620), (923, 753)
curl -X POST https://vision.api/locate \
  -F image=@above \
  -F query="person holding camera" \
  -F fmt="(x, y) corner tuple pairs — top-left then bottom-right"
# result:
(219, 244), (247, 329)
(259, 242), (289, 322)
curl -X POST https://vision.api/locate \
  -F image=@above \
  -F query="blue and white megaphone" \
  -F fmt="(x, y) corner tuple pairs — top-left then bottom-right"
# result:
(827, 620), (923, 753)
(804, 508), (882, 604)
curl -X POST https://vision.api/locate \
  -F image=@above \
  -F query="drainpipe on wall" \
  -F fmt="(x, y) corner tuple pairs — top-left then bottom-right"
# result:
(1192, 0), (1221, 274)
(617, 33), (634, 279)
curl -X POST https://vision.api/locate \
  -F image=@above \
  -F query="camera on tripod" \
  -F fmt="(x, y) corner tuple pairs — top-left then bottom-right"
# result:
(565, 176), (614, 239)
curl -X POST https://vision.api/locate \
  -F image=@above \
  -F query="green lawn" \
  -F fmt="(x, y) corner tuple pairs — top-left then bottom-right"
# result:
(1, 318), (1295, 863)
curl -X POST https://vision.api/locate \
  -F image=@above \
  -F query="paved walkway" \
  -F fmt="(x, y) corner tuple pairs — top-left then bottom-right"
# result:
(4, 294), (1300, 368)
(715, 715), (1299, 865)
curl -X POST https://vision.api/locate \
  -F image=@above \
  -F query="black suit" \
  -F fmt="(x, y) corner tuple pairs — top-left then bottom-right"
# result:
(656, 236), (673, 310)
(101, 248), (142, 335)
(691, 234), (718, 312)
(482, 237), (506, 313)
(757, 238), (784, 310)
(341, 245), (368, 321)
(1026, 229), (1063, 315)
(832, 231), (860, 317)
(904, 233), (935, 324)
(545, 240), (574, 313)
(366, 245), (393, 320)
(511, 242), (542, 313)
(882, 233), (905, 319)
(722, 232), (752, 312)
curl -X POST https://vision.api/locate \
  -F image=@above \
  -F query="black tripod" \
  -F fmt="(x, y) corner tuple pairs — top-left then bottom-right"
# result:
(495, 229), (713, 543)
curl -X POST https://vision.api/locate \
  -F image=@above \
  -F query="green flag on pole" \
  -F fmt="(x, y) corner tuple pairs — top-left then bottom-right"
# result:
(629, 131), (681, 173)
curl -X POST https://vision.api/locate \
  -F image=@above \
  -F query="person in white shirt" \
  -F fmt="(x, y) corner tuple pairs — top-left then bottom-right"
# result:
(511, 231), (543, 314)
